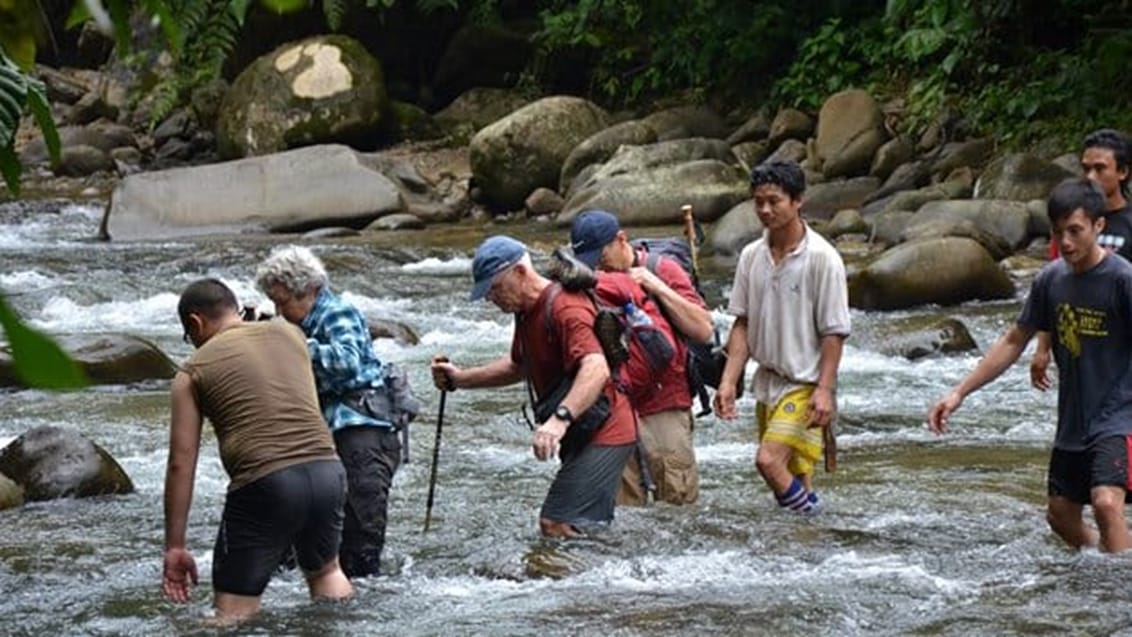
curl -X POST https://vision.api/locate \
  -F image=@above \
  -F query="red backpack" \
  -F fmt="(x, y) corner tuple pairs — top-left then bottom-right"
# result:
(543, 271), (677, 403)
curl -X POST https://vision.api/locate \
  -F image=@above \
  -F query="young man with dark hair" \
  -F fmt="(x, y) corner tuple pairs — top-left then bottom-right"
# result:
(715, 160), (851, 514)
(930, 178), (1132, 552)
(569, 209), (713, 506)
(1034, 129), (1132, 388)
(430, 235), (637, 537)
(164, 278), (352, 622)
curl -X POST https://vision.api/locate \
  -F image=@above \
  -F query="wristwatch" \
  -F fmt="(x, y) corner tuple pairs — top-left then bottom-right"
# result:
(554, 405), (574, 423)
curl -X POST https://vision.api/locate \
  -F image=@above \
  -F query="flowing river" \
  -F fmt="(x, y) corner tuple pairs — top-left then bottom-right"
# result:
(2, 198), (1131, 636)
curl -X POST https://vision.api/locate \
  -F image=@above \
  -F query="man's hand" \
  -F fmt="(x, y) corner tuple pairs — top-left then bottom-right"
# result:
(430, 355), (458, 391)
(1030, 349), (1052, 391)
(532, 416), (568, 461)
(806, 386), (835, 429)
(162, 547), (199, 603)
(628, 266), (665, 296)
(927, 391), (963, 435)
(714, 384), (738, 420)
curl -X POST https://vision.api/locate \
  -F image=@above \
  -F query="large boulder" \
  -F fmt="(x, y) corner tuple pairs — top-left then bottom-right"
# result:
(216, 35), (388, 159)
(865, 159), (932, 205)
(430, 24), (534, 108)
(849, 237), (1015, 310)
(815, 89), (887, 178)
(767, 108), (814, 147)
(0, 426), (134, 501)
(432, 87), (531, 138)
(802, 177), (881, 220)
(470, 96), (609, 210)
(559, 120), (658, 193)
(904, 199), (1034, 252)
(878, 179), (973, 216)
(0, 472), (22, 511)
(101, 144), (404, 240)
(0, 333), (176, 387)
(975, 153), (1078, 202)
(869, 137), (915, 181)
(639, 106), (730, 141)
(708, 200), (762, 256)
(558, 160), (748, 227)
(931, 138), (996, 176)
(726, 113), (771, 145)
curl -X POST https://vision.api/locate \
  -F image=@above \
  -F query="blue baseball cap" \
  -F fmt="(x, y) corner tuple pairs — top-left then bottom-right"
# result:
(469, 235), (528, 301)
(570, 209), (621, 268)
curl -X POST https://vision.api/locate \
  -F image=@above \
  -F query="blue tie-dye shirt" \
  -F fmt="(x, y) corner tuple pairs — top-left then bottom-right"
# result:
(300, 286), (390, 431)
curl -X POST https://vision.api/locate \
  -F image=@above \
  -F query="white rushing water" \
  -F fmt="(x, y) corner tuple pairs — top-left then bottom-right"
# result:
(3, 200), (1128, 636)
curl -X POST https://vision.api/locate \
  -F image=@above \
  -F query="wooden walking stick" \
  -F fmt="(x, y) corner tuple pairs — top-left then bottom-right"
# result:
(681, 204), (700, 285)
(423, 356), (450, 532)
(824, 418), (838, 473)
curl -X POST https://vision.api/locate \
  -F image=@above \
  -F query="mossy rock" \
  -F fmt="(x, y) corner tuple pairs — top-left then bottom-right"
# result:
(0, 472), (23, 511)
(217, 35), (388, 159)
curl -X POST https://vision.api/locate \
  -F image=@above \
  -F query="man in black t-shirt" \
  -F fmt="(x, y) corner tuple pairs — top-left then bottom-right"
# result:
(929, 179), (1132, 553)
(1033, 129), (1132, 387)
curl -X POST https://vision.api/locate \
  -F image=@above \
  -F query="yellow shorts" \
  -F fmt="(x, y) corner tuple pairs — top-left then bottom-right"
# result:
(756, 385), (823, 477)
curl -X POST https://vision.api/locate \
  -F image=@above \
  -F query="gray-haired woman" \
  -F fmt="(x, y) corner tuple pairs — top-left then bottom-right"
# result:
(256, 245), (400, 578)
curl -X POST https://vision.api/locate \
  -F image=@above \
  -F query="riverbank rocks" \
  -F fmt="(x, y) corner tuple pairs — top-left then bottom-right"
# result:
(0, 426), (134, 501)
(366, 315), (421, 346)
(433, 87), (531, 139)
(849, 237), (1015, 310)
(0, 472), (23, 511)
(216, 35), (389, 159)
(558, 159), (748, 227)
(975, 153), (1077, 201)
(470, 96), (609, 210)
(767, 108), (814, 147)
(904, 199), (1034, 252)
(708, 200), (762, 256)
(815, 89), (887, 178)
(639, 105), (730, 141)
(0, 334), (175, 387)
(857, 315), (979, 360)
(102, 144), (404, 240)
(559, 120), (658, 193)
(802, 177), (880, 220)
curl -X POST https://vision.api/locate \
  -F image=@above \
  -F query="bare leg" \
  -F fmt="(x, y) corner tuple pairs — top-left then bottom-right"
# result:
(1090, 486), (1131, 553)
(305, 558), (354, 600)
(1046, 496), (1098, 549)
(755, 440), (795, 495)
(539, 518), (582, 538)
(213, 592), (261, 623)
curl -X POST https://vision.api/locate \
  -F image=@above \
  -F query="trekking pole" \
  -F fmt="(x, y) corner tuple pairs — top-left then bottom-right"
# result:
(681, 204), (700, 285)
(423, 356), (450, 532)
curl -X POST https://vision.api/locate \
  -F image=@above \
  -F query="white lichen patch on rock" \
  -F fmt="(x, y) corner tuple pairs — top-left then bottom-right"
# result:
(274, 45), (303, 72)
(291, 44), (353, 99)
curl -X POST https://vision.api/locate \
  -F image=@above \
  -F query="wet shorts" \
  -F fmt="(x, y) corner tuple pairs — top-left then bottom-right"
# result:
(1048, 437), (1132, 505)
(756, 385), (823, 476)
(540, 443), (633, 530)
(213, 459), (347, 596)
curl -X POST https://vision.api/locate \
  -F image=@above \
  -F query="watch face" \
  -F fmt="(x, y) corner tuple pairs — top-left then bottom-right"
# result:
(555, 405), (572, 422)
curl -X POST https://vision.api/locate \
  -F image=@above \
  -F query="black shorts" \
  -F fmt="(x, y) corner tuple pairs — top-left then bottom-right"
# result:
(213, 459), (347, 596)
(1047, 437), (1132, 505)
(540, 443), (633, 530)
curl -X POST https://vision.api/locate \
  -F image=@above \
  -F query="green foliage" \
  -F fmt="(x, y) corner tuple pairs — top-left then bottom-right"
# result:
(0, 48), (58, 195)
(533, 0), (807, 105)
(0, 294), (87, 390)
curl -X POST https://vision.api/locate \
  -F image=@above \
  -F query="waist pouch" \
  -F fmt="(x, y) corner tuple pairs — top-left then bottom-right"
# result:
(342, 363), (422, 430)
(533, 376), (612, 459)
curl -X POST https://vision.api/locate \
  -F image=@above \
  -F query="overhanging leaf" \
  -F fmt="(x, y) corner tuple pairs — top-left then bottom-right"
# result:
(0, 294), (87, 390)
(0, 143), (20, 193)
(25, 76), (57, 166)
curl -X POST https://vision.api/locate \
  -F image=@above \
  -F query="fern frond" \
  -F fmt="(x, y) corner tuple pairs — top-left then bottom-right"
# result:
(323, 0), (349, 31)
(148, 75), (183, 127)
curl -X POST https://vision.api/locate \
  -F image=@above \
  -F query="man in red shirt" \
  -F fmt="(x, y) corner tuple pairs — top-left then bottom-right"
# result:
(430, 235), (636, 537)
(570, 210), (714, 505)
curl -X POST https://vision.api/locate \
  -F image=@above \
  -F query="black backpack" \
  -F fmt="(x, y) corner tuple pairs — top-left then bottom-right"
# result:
(630, 237), (742, 415)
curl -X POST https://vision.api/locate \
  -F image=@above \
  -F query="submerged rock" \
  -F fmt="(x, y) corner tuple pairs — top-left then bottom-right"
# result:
(0, 426), (134, 501)
(0, 333), (176, 388)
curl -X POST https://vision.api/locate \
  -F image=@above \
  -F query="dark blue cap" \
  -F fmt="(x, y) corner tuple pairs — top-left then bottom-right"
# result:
(470, 235), (527, 301)
(569, 209), (621, 268)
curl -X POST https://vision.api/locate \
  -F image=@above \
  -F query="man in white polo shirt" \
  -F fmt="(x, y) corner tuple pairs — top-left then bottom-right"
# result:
(714, 159), (851, 514)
